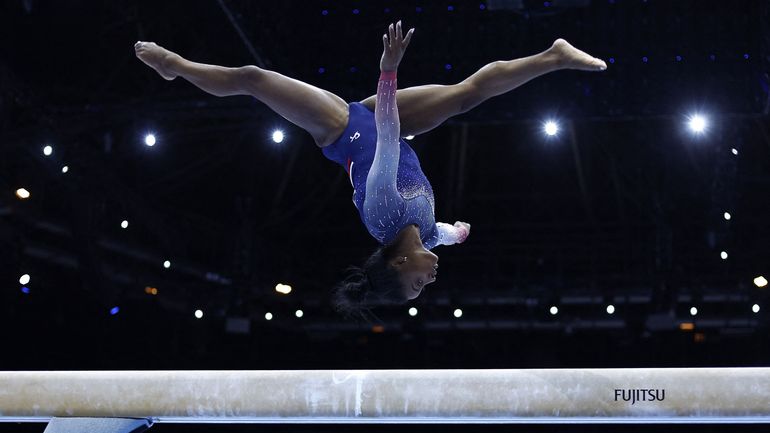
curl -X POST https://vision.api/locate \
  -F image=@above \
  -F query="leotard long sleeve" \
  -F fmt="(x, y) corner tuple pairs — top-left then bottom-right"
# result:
(362, 71), (405, 241)
(321, 72), (469, 249)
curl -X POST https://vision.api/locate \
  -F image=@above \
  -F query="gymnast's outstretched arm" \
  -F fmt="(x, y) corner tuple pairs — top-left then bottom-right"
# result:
(362, 22), (414, 237)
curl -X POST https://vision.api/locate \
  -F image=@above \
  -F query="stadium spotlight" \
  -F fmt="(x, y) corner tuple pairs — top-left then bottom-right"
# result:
(16, 188), (30, 199)
(272, 130), (285, 143)
(543, 120), (559, 136)
(687, 114), (707, 134)
(275, 283), (292, 295)
(144, 134), (156, 146)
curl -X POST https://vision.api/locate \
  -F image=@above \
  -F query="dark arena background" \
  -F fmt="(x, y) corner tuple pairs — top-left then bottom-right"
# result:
(1, 0), (770, 432)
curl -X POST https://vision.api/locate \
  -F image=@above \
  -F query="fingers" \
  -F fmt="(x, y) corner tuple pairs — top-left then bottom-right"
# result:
(403, 28), (414, 47)
(383, 21), (414, 49)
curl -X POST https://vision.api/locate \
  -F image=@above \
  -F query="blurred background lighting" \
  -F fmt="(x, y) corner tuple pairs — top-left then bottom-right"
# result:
(19, 274), (30, 285)
(272, 130), (285, 143)
(16, 188), (30, 199)
(265, 312), (273, 321)
(688, 114), (707, 133)
(194, 309), (203, 319)
(544, 120), (559, 136)
(144, 134), (156, 146)
(275, 283), (292, 294)
(453, 308), (463, 318)
(295, 309), (303, 318)
(755, 276), (768, 288)
(43, 145), (53, 156)
(550, 306), (558, 315)
(408, 307), (418, 317)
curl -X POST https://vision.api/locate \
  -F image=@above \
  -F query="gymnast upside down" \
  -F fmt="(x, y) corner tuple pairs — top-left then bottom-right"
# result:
(135, 21), (606, 319)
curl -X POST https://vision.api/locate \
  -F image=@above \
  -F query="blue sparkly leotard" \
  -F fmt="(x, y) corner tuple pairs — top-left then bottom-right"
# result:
(322, 70), (468, 249)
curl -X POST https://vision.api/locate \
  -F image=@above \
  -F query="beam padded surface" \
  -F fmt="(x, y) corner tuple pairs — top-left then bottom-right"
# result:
(1, 369), (769, 423)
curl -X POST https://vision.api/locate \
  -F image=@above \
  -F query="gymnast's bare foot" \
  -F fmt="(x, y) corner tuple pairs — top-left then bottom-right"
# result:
(134, 41), (180, 80)
(548, 38), (607, 71)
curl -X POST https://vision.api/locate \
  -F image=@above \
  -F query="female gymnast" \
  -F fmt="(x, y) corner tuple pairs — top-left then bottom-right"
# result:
(135, 21), (606, 319)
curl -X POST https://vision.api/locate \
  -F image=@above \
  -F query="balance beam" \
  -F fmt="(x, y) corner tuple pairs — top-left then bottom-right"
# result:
(1, 368), (769, 431)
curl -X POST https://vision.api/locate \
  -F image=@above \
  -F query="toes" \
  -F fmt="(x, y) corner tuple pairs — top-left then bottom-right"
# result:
(595, 59), (607, 71)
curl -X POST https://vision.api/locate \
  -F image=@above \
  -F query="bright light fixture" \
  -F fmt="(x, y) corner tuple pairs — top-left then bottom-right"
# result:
(688, 114), (707, 134)
(544, 120), (559, 136)
(16, 188), (30, 199)
(144, 134), (156, 146)
(275, 283), (292, 295)
(272, 130), (285, 143)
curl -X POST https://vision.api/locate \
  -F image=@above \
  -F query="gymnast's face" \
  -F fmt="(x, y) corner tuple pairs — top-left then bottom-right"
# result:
(393, 248), (439, 300)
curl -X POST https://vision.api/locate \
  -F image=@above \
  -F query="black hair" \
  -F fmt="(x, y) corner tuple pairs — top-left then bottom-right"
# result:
(331, 243), (408, 321)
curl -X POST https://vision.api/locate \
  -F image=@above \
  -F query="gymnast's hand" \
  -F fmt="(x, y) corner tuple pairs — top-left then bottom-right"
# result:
(380, 21), (414, 72)
(454, 221), (471, 243)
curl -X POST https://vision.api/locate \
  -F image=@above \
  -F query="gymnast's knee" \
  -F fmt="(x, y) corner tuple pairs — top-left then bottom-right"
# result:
(236, 65), (268, 89)
(456, 82), (482, 114)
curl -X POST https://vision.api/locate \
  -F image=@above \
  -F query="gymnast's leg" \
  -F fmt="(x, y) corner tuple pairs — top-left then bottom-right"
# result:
(360, 39), (606, 137)
(134, 42), (348, 147)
